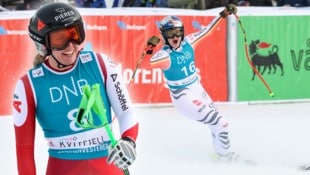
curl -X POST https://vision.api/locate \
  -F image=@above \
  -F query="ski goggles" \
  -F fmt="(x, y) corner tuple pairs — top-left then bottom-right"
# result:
(49, 25), (84, 50)
(164, 29), (184, 38)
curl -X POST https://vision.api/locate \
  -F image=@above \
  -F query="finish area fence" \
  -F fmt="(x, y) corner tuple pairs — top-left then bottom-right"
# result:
(0, 7), (310, 116)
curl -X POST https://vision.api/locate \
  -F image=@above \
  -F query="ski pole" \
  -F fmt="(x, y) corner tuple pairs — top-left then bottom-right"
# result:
(76, 84), (130, 175)
(131, 35), (161, 81)
(233, 13), (274, 97)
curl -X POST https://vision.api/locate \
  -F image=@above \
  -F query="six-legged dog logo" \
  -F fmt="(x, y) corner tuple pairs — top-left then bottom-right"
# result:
(249, 40), (284, 80)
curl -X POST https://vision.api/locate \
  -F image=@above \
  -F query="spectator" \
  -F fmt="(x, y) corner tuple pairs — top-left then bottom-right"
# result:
(132, 0), (168, 7)
(75, 0), (124, 8)
(16, 0), (67, 10)
(204, 0), (238, 9)
(168, 0), (198, 9)
(277, 0), (309, 6)
(24, 0), (41, 9)
(122, 0), (135, 6)
(237, 0), (273, 6)
(0, 4), (9, 11)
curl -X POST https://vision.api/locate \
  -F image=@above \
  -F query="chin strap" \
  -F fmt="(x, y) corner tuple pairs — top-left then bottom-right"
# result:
(49, 49), (82, 69)
(50, 54), (76, 69)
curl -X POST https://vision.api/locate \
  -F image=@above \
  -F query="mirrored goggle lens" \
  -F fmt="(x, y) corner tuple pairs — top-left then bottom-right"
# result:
(49, 26), (83, 50)
(165, 29), (183, 38)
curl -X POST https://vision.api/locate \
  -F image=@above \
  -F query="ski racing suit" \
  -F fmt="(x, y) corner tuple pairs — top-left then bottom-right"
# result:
(13, 51), (138, 175)
(150, 16), (231, 156)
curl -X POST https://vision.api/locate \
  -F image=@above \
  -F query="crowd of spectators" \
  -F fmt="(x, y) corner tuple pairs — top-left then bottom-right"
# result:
(0, 0), (309, 11)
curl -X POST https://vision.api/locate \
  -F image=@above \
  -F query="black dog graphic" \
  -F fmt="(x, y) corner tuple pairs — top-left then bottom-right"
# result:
(249, 40), (284, 80)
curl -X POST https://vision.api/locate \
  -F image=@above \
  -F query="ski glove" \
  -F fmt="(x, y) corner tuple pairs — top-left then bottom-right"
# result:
(107, 137), (137, 170)
(147, 35), (160, 46)
(220, 4), (237, 18)
(146, 35), (160, 54)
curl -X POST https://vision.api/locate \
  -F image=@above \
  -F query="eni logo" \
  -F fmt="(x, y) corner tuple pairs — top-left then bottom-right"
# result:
(249, 40), (284, 80)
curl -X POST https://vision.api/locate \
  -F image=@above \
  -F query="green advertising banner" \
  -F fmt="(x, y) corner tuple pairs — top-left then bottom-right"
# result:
(237, 16), (310, 101)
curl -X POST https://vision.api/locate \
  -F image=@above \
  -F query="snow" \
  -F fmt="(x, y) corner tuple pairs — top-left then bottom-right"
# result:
(1, 101), (309, 174)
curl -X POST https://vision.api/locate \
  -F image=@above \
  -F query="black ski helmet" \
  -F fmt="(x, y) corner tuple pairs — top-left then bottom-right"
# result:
(28, 2), (85, 56)
(159, 15), (184, 45)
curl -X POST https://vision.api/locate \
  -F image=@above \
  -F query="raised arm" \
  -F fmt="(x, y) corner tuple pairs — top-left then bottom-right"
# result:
(185, 4), (237, 48)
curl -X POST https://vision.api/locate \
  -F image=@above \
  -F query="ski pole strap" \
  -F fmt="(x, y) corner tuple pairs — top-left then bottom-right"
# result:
(76, 84), (100, 129)
(76, 84), (129, 174)
(76, 84), (117, 146)
(91, 84), (117, 146)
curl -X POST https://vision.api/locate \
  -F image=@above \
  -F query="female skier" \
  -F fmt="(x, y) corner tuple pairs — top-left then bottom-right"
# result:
(149, 5), (239, 161)
(12, 2), (138, 175)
